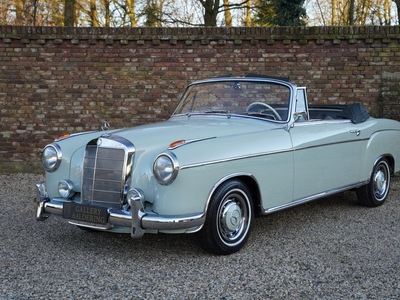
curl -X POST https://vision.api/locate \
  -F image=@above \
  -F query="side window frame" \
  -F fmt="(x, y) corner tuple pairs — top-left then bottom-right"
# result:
(295, 87), (309, 121)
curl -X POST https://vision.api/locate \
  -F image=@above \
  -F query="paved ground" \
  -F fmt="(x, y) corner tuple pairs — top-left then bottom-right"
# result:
(1, 173), (399, 299)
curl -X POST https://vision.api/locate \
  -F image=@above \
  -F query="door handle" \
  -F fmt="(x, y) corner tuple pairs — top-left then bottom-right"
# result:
(350, 129), (360, 136)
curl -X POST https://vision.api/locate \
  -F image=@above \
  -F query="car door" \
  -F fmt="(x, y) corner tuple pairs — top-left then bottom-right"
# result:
(289, 120), (363, 201)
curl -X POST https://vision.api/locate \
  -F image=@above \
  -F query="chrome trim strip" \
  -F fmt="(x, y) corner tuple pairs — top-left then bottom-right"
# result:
(108, 208), (132, 226)
(294, 119), (352, 126)
(180, 137), (369, 170)
(293, 138), (369, 152)
(180, 148), (293, 170)
(44, 201), (64, 215)
(67, 221), (112, 230)
(261, 181), (368, 215)
(141, 213), (205, 230)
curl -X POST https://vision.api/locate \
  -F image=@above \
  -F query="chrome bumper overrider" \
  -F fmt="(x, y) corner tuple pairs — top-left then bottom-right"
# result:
(35, 183), (205, 238)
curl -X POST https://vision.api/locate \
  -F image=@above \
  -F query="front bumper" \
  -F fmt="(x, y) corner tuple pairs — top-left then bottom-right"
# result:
(35, 183), (205, 238)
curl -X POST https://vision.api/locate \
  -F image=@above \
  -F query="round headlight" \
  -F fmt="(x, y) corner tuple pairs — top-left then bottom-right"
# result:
(153, 151), (179, 185)
(58, 179), (75, 199)
(41, 144), (62, 172)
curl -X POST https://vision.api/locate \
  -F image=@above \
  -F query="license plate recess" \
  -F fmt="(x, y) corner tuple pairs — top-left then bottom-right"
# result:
(62, 202), (108, 225)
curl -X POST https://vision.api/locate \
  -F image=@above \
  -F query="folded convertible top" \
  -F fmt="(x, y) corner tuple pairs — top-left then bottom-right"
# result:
(337, 103), (370, 124)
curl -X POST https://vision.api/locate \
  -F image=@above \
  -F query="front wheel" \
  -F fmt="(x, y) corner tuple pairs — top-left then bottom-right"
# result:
(199, 180), (254, 255)
(356, 158), (391, 207)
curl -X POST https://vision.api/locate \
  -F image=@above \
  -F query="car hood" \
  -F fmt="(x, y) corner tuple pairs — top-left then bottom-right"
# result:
(54, 115), (287, 195)
(110, 115), (280, 152)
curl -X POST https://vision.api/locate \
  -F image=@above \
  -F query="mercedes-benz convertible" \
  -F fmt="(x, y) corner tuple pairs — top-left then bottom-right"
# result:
(35, 75), (400, 255)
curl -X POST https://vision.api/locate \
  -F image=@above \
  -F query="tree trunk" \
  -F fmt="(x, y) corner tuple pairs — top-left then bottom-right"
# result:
(331, 0), (336, 25)
(203, 0), (219, 26)
(244, 0), (251, 26)
(223, 0), (232, 26)
(90, 0), (99, 26)
(15, 0), (24, 25)
(126, 0), (136, 27)
(64, 0), (75, 27)
(348, 0), (355, 25)
(104, 0), (110, 27)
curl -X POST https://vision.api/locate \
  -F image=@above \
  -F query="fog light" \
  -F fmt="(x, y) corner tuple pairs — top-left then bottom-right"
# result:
(58, 179), (75, 199)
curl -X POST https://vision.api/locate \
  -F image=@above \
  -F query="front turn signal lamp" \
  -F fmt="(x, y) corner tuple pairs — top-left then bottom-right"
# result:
(55, 133), (71, 141)
(168, 140), (186, 150)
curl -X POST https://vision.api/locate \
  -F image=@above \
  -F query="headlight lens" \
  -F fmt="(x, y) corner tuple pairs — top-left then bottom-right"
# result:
(153, 151), (179, 185)
(58, 179), (75, 198)
(41, 144), (62, 172)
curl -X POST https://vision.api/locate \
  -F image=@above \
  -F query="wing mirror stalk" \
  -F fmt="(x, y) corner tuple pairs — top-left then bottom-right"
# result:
(285, 111), (307, 132)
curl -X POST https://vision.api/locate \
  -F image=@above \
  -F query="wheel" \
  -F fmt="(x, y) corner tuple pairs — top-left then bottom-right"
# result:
(199, 180), (254, 255)
(356, 158), (391, 207)
(246, 102), (282, 120)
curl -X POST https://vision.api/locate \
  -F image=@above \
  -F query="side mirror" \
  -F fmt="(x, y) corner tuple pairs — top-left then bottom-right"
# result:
(285, 111), (308, 132)
(294, 111), (308, 121)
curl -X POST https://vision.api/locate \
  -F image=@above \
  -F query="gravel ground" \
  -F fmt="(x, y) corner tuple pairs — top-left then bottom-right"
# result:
(1, 173), (399, 299)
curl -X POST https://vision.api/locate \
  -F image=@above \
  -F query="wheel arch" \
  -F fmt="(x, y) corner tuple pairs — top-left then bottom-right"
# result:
(357, 154), (393, 207)
(205, 173), (262, 215)
(375, 154), (394, 175)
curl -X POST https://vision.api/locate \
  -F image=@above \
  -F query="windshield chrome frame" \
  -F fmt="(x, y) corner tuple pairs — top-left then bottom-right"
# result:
(172, 77), (296, 124)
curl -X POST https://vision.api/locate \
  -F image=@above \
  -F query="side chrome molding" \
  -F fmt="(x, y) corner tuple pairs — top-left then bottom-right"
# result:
(261, 181), (368, 215)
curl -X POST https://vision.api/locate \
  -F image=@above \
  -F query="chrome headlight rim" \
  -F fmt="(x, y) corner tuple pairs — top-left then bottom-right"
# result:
(153, 151), (179, 186)
(41, 143), (62, 172)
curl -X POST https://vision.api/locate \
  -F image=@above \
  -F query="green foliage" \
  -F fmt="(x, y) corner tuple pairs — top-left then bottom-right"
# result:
(254, 0), (307, 26)
(253, 0), (275, 26)
(273, 0), (306, 26)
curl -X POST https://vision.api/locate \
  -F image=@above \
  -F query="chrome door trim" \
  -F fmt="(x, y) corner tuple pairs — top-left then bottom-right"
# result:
(261, 181), (368, 215)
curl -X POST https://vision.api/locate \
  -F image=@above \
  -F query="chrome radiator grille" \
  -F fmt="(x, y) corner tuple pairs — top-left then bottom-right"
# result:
(81, 136), (135, 207)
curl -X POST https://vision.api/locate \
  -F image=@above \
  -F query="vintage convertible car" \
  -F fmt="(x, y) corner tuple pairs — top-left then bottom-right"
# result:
(35, 74), (400, 255)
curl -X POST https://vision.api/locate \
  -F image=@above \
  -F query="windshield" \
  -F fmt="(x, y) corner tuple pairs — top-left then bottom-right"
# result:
(173, 80), (291, 121)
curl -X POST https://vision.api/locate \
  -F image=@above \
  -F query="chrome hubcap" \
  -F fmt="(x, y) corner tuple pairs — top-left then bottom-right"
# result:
(217, 189), (250, 246)
(221, 202), (243, 232)
(374, 165), (388, 200)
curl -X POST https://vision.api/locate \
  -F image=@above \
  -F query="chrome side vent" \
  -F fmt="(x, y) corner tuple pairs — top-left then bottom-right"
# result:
(82, 136), (135, 208)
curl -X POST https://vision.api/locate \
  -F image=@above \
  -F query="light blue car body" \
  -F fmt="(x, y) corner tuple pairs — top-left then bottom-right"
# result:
(35, 75), (400, 254)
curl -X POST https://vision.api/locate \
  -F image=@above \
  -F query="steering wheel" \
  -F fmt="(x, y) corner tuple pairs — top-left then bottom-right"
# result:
(246, 102), (282, 121)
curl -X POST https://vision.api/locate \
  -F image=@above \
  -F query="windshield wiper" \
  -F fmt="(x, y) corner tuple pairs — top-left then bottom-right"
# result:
(204, 110), (230, 114)
(204, 110), (231, 118)
(184, 110), (231, 118)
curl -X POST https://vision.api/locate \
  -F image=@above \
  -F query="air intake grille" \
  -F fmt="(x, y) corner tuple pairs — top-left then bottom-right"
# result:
(82, 144), (126, 207)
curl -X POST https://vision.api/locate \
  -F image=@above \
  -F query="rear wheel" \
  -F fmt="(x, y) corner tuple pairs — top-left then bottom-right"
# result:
(356, 158), (391, 207)
(199, 180), (254, 255)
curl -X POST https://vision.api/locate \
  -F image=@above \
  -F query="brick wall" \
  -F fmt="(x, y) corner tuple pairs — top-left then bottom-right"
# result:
(1, 25), (400, 174)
